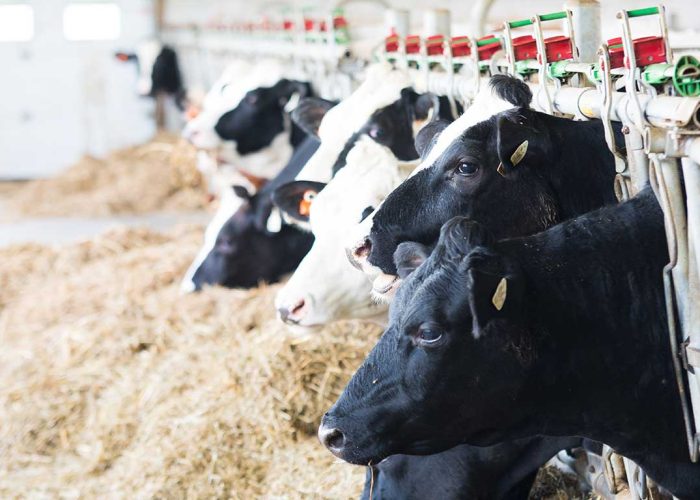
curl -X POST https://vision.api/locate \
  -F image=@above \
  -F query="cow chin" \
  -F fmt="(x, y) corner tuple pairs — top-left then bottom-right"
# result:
(370, 275), (401, 304)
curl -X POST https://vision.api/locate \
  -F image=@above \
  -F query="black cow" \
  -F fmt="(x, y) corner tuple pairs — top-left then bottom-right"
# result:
(348, 99), (624, 299)
(214, 79), (312, 155)
(116, 43), (185, 109)
(322, 187), (700, 498)
(278, 88), (585, 499)
(181, 137), (318, 291)
(362, 437), (582, 499)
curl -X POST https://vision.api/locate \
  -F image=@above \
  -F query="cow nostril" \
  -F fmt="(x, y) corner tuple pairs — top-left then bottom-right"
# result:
(290, 298), (305, 316)
(278, 298), (307, 325)
(278, 307), (291, 322)
(347, 239), (371, 269)
(319, 427), (345, 451)
(354, 239), (371, 259)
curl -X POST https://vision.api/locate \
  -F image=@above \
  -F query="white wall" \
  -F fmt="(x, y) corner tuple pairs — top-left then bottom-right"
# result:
(0, 0), (157, 180)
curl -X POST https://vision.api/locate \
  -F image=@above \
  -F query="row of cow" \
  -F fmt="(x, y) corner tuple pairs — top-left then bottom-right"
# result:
(164, 54), (699, 498)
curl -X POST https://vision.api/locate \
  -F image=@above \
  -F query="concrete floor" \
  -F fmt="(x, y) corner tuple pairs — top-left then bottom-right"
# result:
(0, 212), (210, 247)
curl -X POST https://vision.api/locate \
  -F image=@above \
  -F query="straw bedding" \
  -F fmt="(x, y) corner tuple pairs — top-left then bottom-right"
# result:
(0, 224), (375, 498)
(0, 223), (586, 499)
(2, 133), (205, 217)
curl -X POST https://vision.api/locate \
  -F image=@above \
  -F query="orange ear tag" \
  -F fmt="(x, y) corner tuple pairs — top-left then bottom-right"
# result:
(299, 190), (316, 217)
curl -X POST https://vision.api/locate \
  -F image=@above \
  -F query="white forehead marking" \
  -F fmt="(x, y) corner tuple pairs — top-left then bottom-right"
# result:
(413, 81), (516, 175)
(295, 63), (412, 183)
(345, 78), (519, 254)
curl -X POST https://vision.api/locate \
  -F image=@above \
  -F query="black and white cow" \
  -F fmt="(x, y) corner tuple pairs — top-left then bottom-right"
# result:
(214, 79), (312, 157)
(346, 80), (624, 300)
(116, 41), (185, 108)
(180, 136), (318, 292)
(182, 62), (311, 197)
(321, 187), (700, 499)
(272, 88), (457, 326)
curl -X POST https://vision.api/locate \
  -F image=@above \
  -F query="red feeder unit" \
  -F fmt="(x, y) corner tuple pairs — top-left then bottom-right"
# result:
(512, 35), (538, 61)
(477, 35), (502, 61)
(283, 20), (294, 31)
(304, 18), (314, 31)
(451, 36), (471, 57)
(333, 16), (347, 29)
(385, 32), (399, 52)
(543, 35), (573, 61)
(607, 36), (666, 69)
(405, 35), (421, 54)
(426, 35), (444, 56)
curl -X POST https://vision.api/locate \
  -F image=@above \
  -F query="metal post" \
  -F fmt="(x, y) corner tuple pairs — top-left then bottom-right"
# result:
(470, 0), (496, 38)
(385, 9), (409, 38)
(566, 0), (600, 62)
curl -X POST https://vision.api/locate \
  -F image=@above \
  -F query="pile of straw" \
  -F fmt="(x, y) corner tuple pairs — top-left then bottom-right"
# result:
(0, 222), (590, 498)
(0, 224), (375, 498)
(2, 133), (206, 217)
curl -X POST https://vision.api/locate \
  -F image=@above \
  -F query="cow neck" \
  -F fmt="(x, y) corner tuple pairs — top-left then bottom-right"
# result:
(539, 115), (617, 220)
(494, 189), (698, 488)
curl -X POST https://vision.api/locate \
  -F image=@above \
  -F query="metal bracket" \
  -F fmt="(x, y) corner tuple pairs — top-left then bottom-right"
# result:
(681, 338), (700, 374)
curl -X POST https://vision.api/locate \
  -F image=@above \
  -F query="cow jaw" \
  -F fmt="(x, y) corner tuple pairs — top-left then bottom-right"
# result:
(371, 274), (401, 303)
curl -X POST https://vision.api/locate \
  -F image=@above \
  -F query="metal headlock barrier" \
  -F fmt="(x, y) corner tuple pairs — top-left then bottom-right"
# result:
(163, 3), (700, 498)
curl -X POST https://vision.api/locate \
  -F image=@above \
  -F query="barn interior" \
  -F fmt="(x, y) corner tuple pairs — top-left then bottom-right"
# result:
(2, 1), (700, 499)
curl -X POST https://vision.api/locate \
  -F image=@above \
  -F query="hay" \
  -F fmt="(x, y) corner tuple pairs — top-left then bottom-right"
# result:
(2, 133), (206, 217)
(0, 224), (375, 498)
(0, 223), (593, 498)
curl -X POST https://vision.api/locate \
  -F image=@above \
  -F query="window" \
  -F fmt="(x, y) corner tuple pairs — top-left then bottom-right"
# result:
(0, 4), (34, 42)
(63, 3), (121, 41)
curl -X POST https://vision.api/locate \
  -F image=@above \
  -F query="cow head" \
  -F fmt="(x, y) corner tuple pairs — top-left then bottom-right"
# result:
(182, 60), (285, 152)
(214, 79), (312, 155)
(272, 138), (414, 327)
(180, 183), (313, 292)
(319, 217), (532, 465)
(291, 63), (418, 183)
(348, 80), (601, 300)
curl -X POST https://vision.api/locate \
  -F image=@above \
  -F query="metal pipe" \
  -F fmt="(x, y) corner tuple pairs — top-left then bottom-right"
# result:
(681, 157), (700, 451)
(566, 0), (600, 62)
(470, 0), (497, 38)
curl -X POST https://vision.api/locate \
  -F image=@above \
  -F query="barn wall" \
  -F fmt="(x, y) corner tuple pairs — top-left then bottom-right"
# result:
(0, 0), (157, 180)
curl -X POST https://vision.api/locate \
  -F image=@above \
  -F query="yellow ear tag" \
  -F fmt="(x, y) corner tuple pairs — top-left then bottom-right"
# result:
(510, 140), (529, 166)
(298, 190), (316, 217)
(492, 278), (507, 311)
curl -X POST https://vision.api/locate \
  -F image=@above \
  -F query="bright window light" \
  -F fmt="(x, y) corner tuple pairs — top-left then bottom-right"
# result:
(0, 4), (34, 42)
(63, 3), (121, 41)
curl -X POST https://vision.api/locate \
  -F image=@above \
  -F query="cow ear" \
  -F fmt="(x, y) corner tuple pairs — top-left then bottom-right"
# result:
(271, 180), (327, 222)
(402, 88), (440, 135)
(495, 109), (548, 176)
(232, 184), (252, 200)
(437, 217), (494, 260)
(291, 97), (336, 139)
(415, 119), (450, 159)
(272, 79), (313, 108)
(394, 241), (431, 279)
(462, 251), (524, 339)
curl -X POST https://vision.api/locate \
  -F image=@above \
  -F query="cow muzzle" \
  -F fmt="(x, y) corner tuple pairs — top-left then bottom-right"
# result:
(277, 297), (309, 325)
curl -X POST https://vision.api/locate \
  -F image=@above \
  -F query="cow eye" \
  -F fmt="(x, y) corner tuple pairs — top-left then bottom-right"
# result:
(456, 162), (478, 176)
(245, 94), (258, 105)
(368, 125), (385, 140)
(415, 323), (444, 347)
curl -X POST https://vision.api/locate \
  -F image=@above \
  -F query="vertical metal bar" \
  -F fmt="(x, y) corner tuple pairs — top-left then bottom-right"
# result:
(567, 0), (600, 62)
(682, 156), (700, 458)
